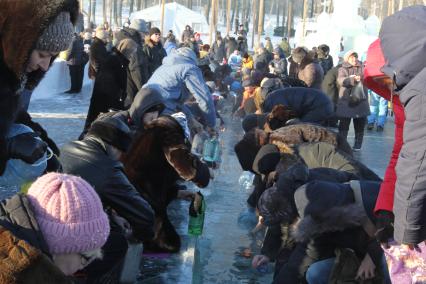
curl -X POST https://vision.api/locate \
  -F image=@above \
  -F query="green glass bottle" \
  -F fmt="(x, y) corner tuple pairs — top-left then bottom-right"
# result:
(188, 192), (206, 236)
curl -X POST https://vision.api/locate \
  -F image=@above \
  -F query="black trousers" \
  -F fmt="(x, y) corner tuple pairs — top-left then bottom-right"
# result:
(69, 64), (85, 92)
(338, 117), (367, 134)
(82, 231), (128, 283)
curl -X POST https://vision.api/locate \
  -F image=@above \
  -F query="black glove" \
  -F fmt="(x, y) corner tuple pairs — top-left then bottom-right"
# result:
(375, 210), (394, 246)
(192, 159), (210, 188)
(6, 132), (48, 164)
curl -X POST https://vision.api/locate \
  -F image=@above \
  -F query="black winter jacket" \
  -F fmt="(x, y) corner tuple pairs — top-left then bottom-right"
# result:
(275, 181), (383, 283)
(318, 55), (334, 75)
(60, 137), (155, 241)
(321, 65), (341, 105)
(142, 38), (167, 78)
(89, 37), (108, 75)
(210, 40), (226, 63)
(114, 27), (150, 94)
(83, 48), (129, 133)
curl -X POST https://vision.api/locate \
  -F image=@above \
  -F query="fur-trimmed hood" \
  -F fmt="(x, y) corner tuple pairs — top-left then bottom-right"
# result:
(292, 203), (366, 242)
(0, 229), (70, 284)
(0, 0), (80, 91)
(269, 123), (339, 148)
(291, 180), (381, 242)
(144, 35), (163, 49)
(0, 194), (71, 283)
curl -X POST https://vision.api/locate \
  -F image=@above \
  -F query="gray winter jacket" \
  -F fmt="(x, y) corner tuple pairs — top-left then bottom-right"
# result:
(144, 48), (216, 127)
(66, 34), (86, 66)
(335, 61), (370, 118)
(379, 6), (426, 244)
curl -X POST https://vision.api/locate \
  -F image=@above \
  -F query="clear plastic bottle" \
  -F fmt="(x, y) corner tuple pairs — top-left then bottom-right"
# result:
(191, 131), (209, 157)
(202, 136), (220, 163)
(238, 171), (255, 190)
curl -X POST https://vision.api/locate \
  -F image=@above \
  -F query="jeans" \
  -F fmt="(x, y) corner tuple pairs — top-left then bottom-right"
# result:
(306, 255), (392, 284)
(367, 91), (388, 127)
(306, 258), (335, 284)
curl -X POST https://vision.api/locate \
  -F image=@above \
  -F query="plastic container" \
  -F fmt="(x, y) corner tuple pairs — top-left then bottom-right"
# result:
(238, 171), (255, 191)
(188, 192), (206, 236)
(191, 131), (209, 157)
(202, 136), (220, 163)
(0, 124), (51, 188)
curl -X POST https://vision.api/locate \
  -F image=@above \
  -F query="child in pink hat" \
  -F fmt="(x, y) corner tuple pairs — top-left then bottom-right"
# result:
(26, 172), (110, 275)
(0, 172), (110, 282)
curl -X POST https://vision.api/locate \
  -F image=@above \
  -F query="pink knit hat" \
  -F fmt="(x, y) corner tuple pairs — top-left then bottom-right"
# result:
(27, 173), (110, 254)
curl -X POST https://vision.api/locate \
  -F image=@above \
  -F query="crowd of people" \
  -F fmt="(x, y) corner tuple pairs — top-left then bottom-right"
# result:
(0, 0), (425, 283)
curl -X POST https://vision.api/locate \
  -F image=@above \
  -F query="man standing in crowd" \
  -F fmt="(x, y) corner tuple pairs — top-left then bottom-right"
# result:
(115, 18), (151, 91)
(89, 28), (109, 79)
(143, 27), (167, 79)
(66, 32), (87, 94)
(181, 25), (193, 43)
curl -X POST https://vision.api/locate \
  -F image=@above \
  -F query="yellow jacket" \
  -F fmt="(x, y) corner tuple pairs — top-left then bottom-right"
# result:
(242, 56), (254, 70)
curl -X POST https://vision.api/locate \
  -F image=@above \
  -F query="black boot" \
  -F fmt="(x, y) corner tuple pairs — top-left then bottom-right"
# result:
(353, 131), (364, 151)
(339, 130), (349, 141)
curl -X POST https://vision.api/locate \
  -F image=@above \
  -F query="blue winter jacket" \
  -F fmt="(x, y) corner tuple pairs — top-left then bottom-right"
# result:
(164, 40), (177, 56)
(144, 50), (216, 127)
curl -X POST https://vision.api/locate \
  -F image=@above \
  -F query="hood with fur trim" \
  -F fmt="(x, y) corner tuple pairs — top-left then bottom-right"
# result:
(0, 0), (80, 91)
(0, 229), (71, 284)
(292, 180), (380, 242)
(292, 203), (366, 242)
(144, 34), (163, 49)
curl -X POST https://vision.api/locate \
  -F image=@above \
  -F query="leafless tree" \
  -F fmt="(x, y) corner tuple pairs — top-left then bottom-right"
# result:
(91, 0), (97, 25)
(103, 0), (107, 23)
(129, 0), (134, 14)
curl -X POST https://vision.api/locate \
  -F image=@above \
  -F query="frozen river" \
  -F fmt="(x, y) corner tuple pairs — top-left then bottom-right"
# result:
(1, 84), (394, 283)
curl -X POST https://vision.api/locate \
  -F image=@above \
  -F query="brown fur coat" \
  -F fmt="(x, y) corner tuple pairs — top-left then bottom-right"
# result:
(122, 116), (209, 252)
(260, 123), (351, 156)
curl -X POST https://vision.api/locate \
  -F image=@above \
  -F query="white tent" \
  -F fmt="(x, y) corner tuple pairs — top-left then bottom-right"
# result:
(130, 2), (209, 39)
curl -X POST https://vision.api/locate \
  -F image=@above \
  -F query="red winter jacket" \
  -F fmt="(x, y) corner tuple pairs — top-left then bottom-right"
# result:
(364, 39), (405, 213)
(374, 98), (404, 212)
